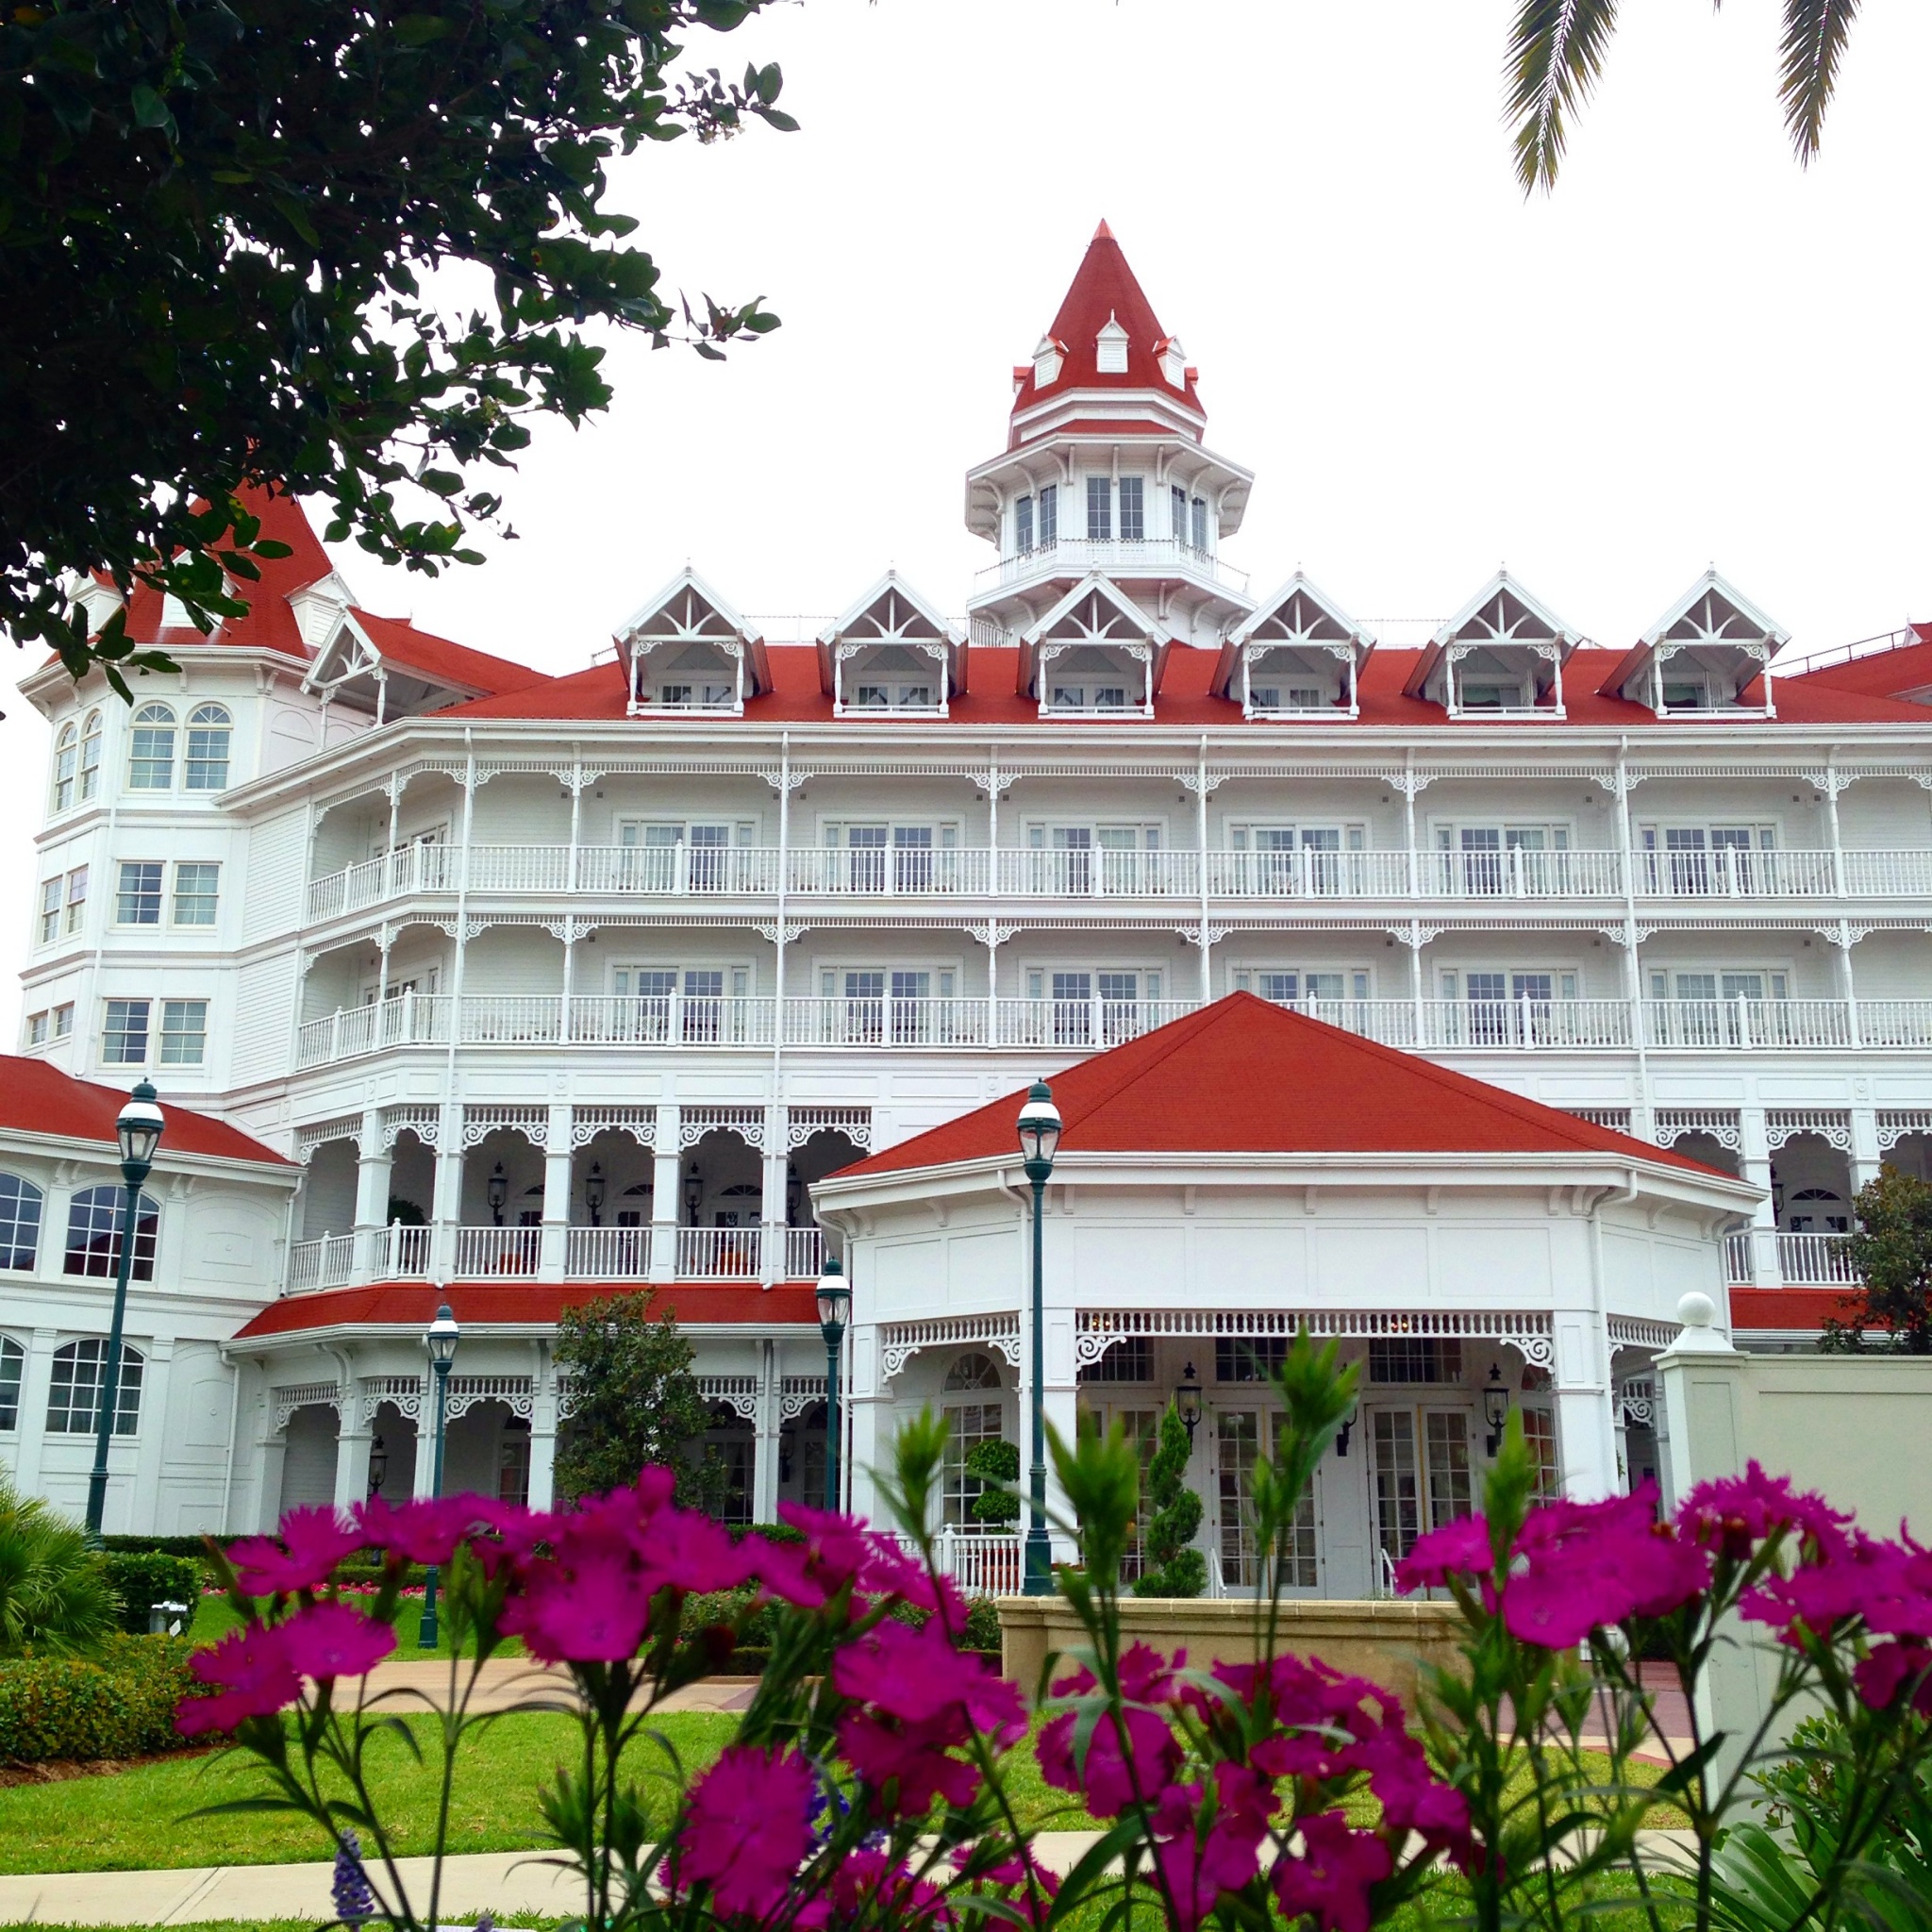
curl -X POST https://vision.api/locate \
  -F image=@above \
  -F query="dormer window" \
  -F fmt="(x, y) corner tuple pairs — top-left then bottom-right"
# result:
(1217, 575), (1373, 722)
(618, 572), (764, 718)
(1022, 580), (1162, 720)
(1032, 335), (1064, 387)
(1095, 312), (1129, 374)
(658, 680), (734, 709)
(1602, 573), (1788, 720)
(1159, 336), (1187, 388)
(1457, 679), (1522, 711)
(1050, 681), (1129, 712)
(819, 577), (958, 718)
(854, 681), (934, 710)
(1407, 574), (1577, 720)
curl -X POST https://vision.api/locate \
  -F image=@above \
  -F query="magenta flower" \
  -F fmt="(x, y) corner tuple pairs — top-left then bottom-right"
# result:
(1147, 1767), (1274, 1930)
(502, 1550), (651, 1662)
(831, 1617), (1023, 1740)
(1037, 1703), (1182, 1816)
(837, 1710), (982, 1815)
(678, 1744), (814, 1917)
(775, 1503), (874, 1590)
(1503, 1488), (1709, 1647)
(355, 1492), (494, 1567)
(1395, 1513), (1493, 1593)
(1346, 1727), (1472, 1853)
(1742, 1533), (1903, 1637)
(640, 1506), (757, 1595)
(1679, 1462), (1852, 1562)
(227, 1505), (364, 1595)
(1272, 1809), (1392, 1932)
(1854, 1641), (1932, 1715)
(176, 1623), (301, 1734)
(277, 1601), (397, 1681)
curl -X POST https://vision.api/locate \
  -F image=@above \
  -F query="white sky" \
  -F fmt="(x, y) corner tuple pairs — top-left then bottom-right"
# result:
(5, 0), (1929, 1024)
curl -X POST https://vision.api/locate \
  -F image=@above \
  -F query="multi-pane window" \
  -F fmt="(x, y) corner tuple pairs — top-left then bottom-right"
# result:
(65, 867), (88, 937)
(1078, 1336), (1154, 1383)
(41, 868), (86, 943)
(1521, 1407), (1559, 1501)
(1191, 497), (1208, 550)
(1171, 483), (1188, 541)
(51, 724), (78, 811)
(173, 863), (220, 926)
(1219, 1412), (1319, 1590)
(44, 1339), (144, 1436)
(0, 1337), (22, 1431)
(127, 704), (176, 789)
(1015, 495), (1034, 553)
(1370, 1407), (1473, 1570)
(24, 1012), (48, 1048)
(0, 1176), (42, 1272)
(102, 999), (150, 1064)
(1368, 1339), (1463, 1385)
(39, 878), (61, 944)
(78, 711), (102, 802)
(116, 861), (164, 925)
(941, 1351), (1006, 1526)
(51, 1004), (73, 1040)
(159, 999), (208, 1065)
(28, 1005), (74, 1045)
(1085, 475), (1111, 541)
(1216, 1336), (1289, 1383)
(1037, 484), (1058, 546)
(183, 705), (232, 791)
(1117, 475), (1144, 541)
(63, 1184), (158, 1280)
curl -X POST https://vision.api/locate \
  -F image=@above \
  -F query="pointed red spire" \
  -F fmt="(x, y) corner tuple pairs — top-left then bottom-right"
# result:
(1092, 217), (1114, 241)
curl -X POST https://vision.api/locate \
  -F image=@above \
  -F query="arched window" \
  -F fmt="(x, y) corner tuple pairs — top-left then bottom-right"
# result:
(128, 703), (175, 790)
(51, 723), (77, 812)
(0, 1337), (22, 1431)
(942, 1351), (1004, 1391)
(77, 709), (103, 802)
(62, 1184), (158, 1281)
(45, 1338), (143, 1435)
(0, 1175), (43, 1272)
(184, 703), (232, 791)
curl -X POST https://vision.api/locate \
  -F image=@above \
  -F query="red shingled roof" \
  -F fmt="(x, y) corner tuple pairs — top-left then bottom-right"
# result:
(233, 1280), (820, 1339)
(0, 1058), (291, 1166)
(835, 993), (1723, 1178)
(1778, 637), (1932, 706)
(348, 609), (554, 700)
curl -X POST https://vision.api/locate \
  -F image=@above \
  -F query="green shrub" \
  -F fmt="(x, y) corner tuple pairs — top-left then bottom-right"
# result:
(0, 1635), (196, 1763)
(98, 1534), (215, 1559)
(964, 1439), (1022, 1524)
(0, 1474), (120, 1655)
(961, 1596), (1003, 1654)
(102, 1554), (204, 1636)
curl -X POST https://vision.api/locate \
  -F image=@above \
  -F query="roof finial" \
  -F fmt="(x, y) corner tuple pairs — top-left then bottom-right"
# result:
(1092, 218), (1114, 241)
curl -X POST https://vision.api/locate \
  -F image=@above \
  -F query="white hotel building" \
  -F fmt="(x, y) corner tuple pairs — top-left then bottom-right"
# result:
(7, 225), (1931, 1585)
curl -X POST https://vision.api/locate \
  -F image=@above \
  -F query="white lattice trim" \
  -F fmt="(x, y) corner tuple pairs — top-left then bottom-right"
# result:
(1618, 1375), (1657, 1429)
(463, 1104), (550, 1151)
(1765, 1108), (1853, 1153)
(879, 1312), (1023, 1383)
(787, 1107), (874, 1154)
(444, 1374), (533, 1422)
(382, 1105), (441, 1152)
(1877, 1109), (1932, 1152)
(573, 1106), (657, 1152)
(1653, 1108), (1741, 1152)
(697, 1374), (760, 1421)
(274, 1382), (342, 1431)
(1607, 1314), (1682, 1351)
(1074, 1307), (1556, 1369)
(781, 1374), (827, 1420)
(556, 1372), (576, 1421)
(295, 1116), (361, 1158)
(361, 1374), (425, 1424)
(1562, 1107), (1633, 1134)
(680, 1106), (767, 1153)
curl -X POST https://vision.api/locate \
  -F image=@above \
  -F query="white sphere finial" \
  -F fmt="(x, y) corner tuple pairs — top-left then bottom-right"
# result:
(1677, 1290), (1716, 1329)
(1669, 1289), (1734, 1353)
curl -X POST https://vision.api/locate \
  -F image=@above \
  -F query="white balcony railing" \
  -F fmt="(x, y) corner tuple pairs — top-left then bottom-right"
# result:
(675, 1226), (764, 1279)
(997, 848), (1200, 897)
(927, 1527), (1025, 1596)
(453, 1225), (543, 1278)
(294, 992), (450, 1068)
(1209, 850), (1412, 899)
(288, 1233), (358, 1292)
(1724, 1232), (1755, 1285)
(1414, 849), (1624, 899)
(1633, 848), (1837, 898)
(992, 998), (1200, 1051)
(565, 1225), (653, 1279)
(573, 845), (781, 896)
(1775, 1231), (1859, 1287)
(1852, 1002), (1932, 1049)
(785, 1226), (825, 1279)
(974, 535), (1248, 593)
(568, 995), (777, 1046)
(1641, 998), (1852, 1051)
(788, 848), (990, 896)
(373, 1223), (433, 1279)
(1424, 997), (1637, 1051)
(784, 996), (991, 1049)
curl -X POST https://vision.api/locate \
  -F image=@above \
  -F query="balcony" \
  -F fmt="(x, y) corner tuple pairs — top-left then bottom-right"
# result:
(565, 1225), (653, 1279)
(1724, 1230), (1859, 1290)
(972, 536), (1248, 596)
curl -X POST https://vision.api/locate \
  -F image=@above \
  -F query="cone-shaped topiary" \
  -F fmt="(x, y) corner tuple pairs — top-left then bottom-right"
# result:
(1130, 1399), (1207, 1598)
(963, 1438), (1022, 1524)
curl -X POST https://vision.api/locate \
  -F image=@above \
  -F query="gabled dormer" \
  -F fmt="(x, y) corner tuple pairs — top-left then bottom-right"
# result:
(1018, 575), (1164, 719)
(1213, 573), (1374, 719)
(615, 570), (771, 718)
(1599, 571), (1789, 718)
(287, 572), (355, 650)
(817, 574), (964, 717)
(302, 607), (544, 720)
(1405, 572), (1579, 719)
(1094, 311), (1130, 374)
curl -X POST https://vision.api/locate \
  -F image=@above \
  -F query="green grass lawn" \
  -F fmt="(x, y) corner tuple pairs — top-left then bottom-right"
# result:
(191, 1593), (529, 1663)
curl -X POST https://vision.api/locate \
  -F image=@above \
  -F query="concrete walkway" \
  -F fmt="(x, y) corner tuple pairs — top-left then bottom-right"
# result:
(345, 1657), (762, 1716)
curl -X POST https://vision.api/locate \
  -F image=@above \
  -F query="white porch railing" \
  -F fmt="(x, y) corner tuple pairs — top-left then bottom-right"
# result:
(294, 992), (450, 1068)
(784, 996), (991, 1049)
(573, 845), (781, 895)
(1210, 849), (1411, 899)
(565, 1225), (653, 1279)
(1775, 1231), (1858, 1286)
(1413, 848), (1624, 899)
(1854, 1001), (1932, 1049)
(1724, 1232), (1755, 1284)
(287, 1233), (358, 1292)
(453, 1225), (542, 1278)
(1423, 997), (1636, 1051)
(929, 1528), (1025, 1597)
(1642, 998), (1851, 1050)
(974, 536), (1247, 592)
(675, 1226), (763, 1279)
(789, 848), (990, 896)
(785, 1226), (825, 1278)
(1634, 848), (1837, 898)
(992, 998), (1198, 1050)
(997, 848), (1199, 897)
(372, 1223), (432, 1279)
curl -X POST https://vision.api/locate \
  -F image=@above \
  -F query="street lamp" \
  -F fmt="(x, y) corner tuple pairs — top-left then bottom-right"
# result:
(85, 1081), (163, 1541)
(584, 1162), (607, 1227)
(486, 1163), (508, 1227)
(814, 1255), (850, 1510)
(1016, 1078), (1061, 1595)
(417, 1303), (460, 1647)
(683, 1162), (703, 1224)
(1174, 1361), (1203, 1441)
(1483, 1364), (1512, 1457)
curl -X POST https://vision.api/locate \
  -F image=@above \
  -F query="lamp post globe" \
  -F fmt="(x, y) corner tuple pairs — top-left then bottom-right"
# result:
(85, 1081), (164, 1541)
(815, 1256), (850, 1510)
(418, 1302), (461, 1646)
(1016, 1078), (1060, 1595)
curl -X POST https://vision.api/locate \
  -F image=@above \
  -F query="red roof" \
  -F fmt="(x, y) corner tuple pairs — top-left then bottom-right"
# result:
(1013, 224), (1203, 435)
(1778, 636), (1932, 706)
(233, 1280), (820, 1339)
(348, 609), (553, 700)
(0, 1058), (291, 1166)
(837, 993), (1723, 1178)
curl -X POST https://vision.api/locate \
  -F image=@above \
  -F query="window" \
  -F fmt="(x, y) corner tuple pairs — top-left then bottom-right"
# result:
(39, 878), (61, 945)
(0, 1175), (42, 1271)
(657, 681), (733, 708)
(78, 711), (102, 802)
(1369, 1339), (1463, 1384)
(1521, 1407), (1559, 1501)
(1117, 476), (1144, 541)
(102, 999), (150, 1064)
(159, 999), (208, 1065)
(184, 704), (232, 791)
(1038, 484), (1058, 546)
(1086, 475), (1111, 541)
(0, 1337), (21, 1431)
(51, 724), (78, 812)
(1078, 1336), (1154, 1384)
(1171, 483), (1188, 541)
(24, 1012), (48, 1048)
(116, 861), (164, 926)
(65, 867), (88, 937)
(64, 1184), (158, 1280)
(45, 1338), (143, 1436)
(128, 704), (176, 790)
(28, 1005), (75, 1044)
(1219, 1411), (1319, 1590)
(1015, 495), (1034, 553)
(1216, 1335), (1288, 1383)
(52, 1004), (73, 1040)
(853, 682), (935, 711)
(172, 863), (220, 926)
(1191, 497), (1208, 550)
(941, 1353), (1007, 1527)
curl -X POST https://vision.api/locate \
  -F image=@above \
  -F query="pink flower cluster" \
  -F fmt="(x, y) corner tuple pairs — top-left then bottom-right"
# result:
(1039, 1644), (1468, 1932)
(177, 1602), (395, 1734)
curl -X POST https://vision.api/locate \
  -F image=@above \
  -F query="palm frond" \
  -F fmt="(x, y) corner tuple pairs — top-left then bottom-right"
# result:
(1779, 0), (1860, 165)
(1504, 0), (1623, 194)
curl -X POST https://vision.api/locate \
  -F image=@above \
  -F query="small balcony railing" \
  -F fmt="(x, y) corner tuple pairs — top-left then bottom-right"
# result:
(973, 536), (1248, 593)
(453, 1225), (542, 1278)
(565, 1225), (653, 1279)
(789, 848), (989, 896)
(786, 1226), (825, 1279)
(676, 1226), (764, 1278)
(1641, 998), (1851, 1051)
(1775, 1231), (1858, 1286)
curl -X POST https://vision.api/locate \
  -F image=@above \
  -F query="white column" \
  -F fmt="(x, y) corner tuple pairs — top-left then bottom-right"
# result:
(254, 1395), (289, 1532)
(528, 1343), (558, 1510)
(10, 1328), (58, 1494)
(541, 1106), (573, 1276)
(650, 1105), (680, 1281)
(1740, 1108), (1781, 1287)
(354, 1108), (391, 1277)
(1851, 1108), (1883, 1193)
(846, 1326), (886, 1525)
(431, 1111), (465, 1284)
(128, 1335), (175, 1534)
(761, 1108), (788, 1286)
(335, 1405), (375, 1510)
(752, 1339), (782, 1522)
(1551, 1306), (1619, 1503)
(411, 1389), (441, 1500)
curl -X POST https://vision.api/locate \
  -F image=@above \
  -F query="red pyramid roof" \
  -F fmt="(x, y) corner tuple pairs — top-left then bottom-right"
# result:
(0, 1057), (291, 1166)
(839, 993), (1719, 1176)
(1017, 224), (1202, 422)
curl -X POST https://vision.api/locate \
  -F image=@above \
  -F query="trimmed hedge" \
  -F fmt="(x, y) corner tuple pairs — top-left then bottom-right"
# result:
(99, 1534), (214, 1559)
(0, 1636), (197, 1764)
(103, 1553), (204, 1636)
